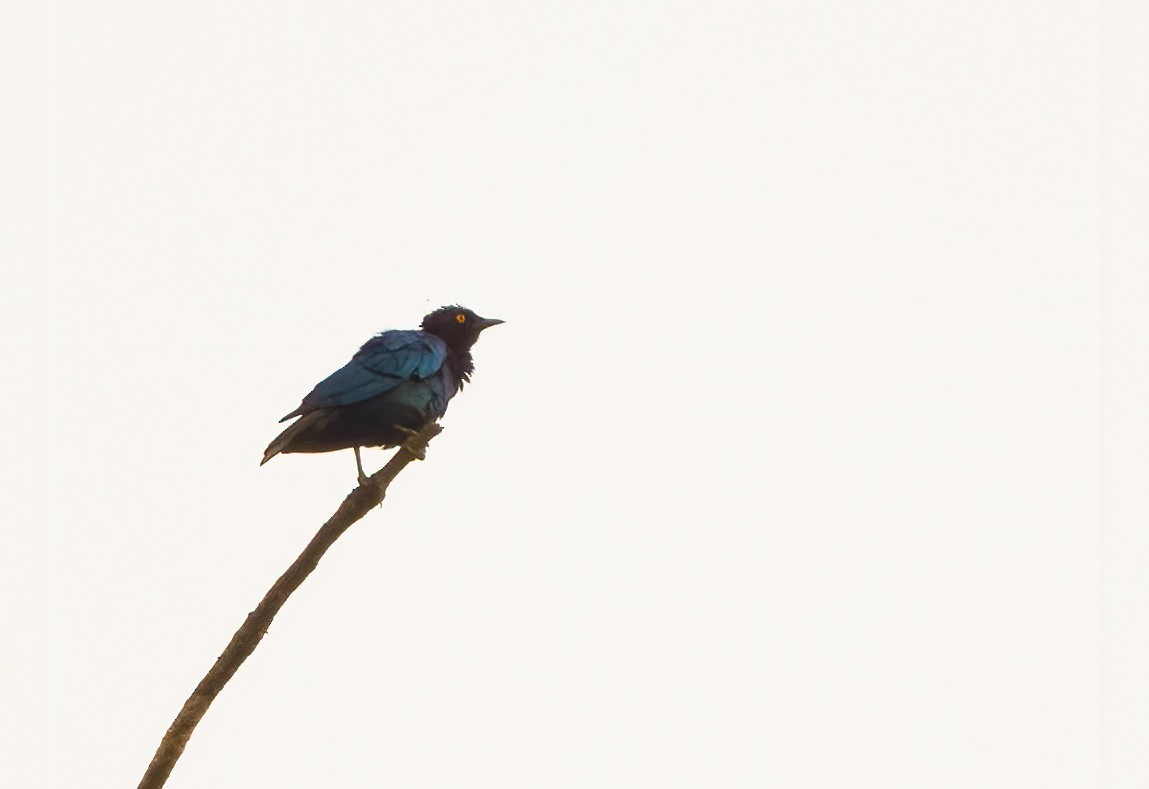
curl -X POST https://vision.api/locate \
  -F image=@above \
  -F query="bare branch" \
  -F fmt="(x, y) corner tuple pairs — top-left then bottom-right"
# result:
(137, 421), (444, 789)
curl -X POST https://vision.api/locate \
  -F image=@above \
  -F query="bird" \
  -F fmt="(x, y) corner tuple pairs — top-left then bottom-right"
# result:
(262, 305), (503, 483)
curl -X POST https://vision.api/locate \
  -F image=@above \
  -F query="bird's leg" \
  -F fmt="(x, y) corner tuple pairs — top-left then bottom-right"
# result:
(354, 446), (369, 486)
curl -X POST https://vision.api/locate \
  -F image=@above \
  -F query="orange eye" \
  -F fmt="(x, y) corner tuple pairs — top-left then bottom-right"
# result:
(455, 313), (466, 324)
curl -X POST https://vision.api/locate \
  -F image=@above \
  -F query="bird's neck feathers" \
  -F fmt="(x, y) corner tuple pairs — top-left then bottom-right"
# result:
(448, 346), (475, 386)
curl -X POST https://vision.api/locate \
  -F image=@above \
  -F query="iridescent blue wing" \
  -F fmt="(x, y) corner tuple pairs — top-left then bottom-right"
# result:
(282, 330), (449, 419)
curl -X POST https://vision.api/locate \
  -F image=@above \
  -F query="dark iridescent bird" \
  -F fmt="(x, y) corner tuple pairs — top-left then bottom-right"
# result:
(262, 305), (503, 482)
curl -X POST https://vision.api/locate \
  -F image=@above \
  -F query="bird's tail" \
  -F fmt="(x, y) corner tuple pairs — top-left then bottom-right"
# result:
(260, 411), (324, 465)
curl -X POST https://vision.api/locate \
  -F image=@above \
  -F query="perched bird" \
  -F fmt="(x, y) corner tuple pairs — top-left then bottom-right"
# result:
(262, 305), (503, 482)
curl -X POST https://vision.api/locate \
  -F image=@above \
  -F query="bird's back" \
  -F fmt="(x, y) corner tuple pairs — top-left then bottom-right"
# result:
(283, 331), (450, 417)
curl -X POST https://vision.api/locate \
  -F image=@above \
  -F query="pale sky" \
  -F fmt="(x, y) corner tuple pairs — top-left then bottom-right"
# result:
(3, 2), (1147, 787)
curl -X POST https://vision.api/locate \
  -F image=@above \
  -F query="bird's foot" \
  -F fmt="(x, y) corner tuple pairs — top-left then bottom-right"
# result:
(400, 436), (427, 461)
(396, 422), (441, 461)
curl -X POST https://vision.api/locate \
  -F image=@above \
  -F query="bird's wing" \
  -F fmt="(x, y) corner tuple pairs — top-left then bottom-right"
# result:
(282, 331), (449, 419)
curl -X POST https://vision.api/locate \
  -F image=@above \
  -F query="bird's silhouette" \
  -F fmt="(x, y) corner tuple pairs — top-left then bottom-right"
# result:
(262, 305), (503, 482)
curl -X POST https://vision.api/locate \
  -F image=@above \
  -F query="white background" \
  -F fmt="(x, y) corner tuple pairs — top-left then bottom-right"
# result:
(3, 2), (1146, 787)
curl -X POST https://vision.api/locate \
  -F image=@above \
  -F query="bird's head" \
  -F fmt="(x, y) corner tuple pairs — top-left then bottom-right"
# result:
(421, 305), (505, 350)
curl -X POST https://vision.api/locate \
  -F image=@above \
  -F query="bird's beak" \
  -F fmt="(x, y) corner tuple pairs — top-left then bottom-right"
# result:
(475, 317), (505, 331)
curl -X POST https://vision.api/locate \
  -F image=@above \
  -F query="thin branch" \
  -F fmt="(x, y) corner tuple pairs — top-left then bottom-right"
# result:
(137, 421), (444, 789)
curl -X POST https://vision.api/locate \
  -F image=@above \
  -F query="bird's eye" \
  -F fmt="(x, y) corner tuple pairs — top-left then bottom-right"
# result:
(455, 313), (466, 324)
